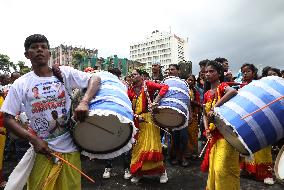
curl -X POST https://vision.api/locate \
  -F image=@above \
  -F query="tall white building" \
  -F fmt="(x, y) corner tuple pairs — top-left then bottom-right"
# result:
(129, 30), (189, 70)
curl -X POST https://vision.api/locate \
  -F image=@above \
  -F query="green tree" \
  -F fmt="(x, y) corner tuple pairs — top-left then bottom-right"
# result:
(0, 54), (16, 73)
(16, 61), (32, 75)
(72, 51), (85, 70)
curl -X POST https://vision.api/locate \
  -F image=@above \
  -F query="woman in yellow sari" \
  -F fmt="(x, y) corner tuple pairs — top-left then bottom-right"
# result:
(201, 60), (239, 190)
(128, 69), (169, 184)
(186, 74), (202, 158)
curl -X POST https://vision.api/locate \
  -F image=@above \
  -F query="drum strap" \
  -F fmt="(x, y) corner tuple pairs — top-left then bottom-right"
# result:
(51, 64), (75, 130)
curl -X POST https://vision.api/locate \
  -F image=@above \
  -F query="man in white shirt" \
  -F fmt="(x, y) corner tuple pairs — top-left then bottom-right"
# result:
(1, 34), (101, 190)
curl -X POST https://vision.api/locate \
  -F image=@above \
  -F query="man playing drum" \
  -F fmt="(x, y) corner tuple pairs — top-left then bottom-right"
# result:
(1, 34), (100, 190)
(168, 64), (190, 167)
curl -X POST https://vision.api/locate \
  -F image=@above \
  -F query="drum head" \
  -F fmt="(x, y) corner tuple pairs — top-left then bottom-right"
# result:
(73, 114), (132, 154)
(214, 115), (250, 155)
(153, 108), (185, 129)
(275, 145), (284, 180)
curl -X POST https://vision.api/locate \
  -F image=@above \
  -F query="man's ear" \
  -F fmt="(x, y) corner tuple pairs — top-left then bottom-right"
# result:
(24, 51), (30, 59)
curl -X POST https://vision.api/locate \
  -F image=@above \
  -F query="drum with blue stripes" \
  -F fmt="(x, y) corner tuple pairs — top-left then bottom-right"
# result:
(73, 71), (136, 159)
(153, 76), (190, 130)
(214, 76), (284, 155)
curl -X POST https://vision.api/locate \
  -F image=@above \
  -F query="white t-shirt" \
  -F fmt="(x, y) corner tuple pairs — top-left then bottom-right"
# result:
(1, 66), (91, 153)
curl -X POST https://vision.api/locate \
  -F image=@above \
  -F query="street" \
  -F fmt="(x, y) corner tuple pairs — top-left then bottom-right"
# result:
(3, 155), (284, 190)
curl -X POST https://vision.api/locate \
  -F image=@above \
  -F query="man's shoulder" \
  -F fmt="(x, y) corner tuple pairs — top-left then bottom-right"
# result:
(59, 65), (74, 73)
(13, 72), (33, 86)
(59, 66), (88, 76)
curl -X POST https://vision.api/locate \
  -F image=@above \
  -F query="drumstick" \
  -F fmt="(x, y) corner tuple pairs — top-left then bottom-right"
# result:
(144, 121), (171, 135)
(51, 152), (95, 183)
(199, 139), (210, 158)
(241, 95), (284, 120)
(157, 125), (171, 135)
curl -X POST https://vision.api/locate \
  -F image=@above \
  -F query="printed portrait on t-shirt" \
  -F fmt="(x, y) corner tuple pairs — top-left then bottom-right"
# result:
(28, 79), (69, 139)
(32, 86), (40, 99)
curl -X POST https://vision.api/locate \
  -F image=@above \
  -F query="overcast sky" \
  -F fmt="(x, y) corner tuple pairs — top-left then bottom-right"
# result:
(0, 0), (283, 75)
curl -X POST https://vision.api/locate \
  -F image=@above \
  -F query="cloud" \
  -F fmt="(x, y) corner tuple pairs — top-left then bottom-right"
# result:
(168, 0), (284, 74)
(0, 0), (283, 75)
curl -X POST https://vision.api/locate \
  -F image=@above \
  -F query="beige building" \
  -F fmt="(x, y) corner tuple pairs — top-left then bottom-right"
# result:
(129, 30), (189, 70)
(49, 45), (98, 67)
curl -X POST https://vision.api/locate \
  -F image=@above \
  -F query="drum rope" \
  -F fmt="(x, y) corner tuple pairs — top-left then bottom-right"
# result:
(199, 138), (210, 158)
(241, 95), (284, 120)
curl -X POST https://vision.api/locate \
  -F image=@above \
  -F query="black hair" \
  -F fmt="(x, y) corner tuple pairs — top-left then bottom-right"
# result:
(198, 59), (209, 67)
(262, 66), (281, 77)
(186, 74), (196, 82)
(261, 66), (271, 77)
(124, 75), (131, 80)
(24, 34), (50, 51)
(108, 67), (121, 77)
(241, 63), (258, 80)
(206, 60), (225, 82)
(214, 57), (228, 64)
(11, 71), (21, 77)
(169, 64), (180, 70)
(32, 86), (38, 91)
(134, 69), (143, 76)
(141, 70), (150, 78)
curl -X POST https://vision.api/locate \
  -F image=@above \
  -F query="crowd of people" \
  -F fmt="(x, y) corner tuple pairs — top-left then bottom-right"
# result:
(0, 34), (284, 189)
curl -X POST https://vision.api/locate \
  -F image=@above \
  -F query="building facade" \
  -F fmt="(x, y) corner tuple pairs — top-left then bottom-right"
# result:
(49, 45), (145, 76)
(49, 45), (98, 67)
(129, 30), (189, 70)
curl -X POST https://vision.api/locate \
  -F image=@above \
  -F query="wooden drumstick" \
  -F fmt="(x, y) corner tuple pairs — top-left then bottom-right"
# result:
(241, 95), (284, 120)
(144, 120), (171, 135)
(51, 152), (95, 183)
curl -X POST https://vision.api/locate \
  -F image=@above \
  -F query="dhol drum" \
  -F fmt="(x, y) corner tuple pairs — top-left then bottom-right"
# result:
(214, 76), (284, 156)
(275, 145), (284, 182)
(274, 146), (284, 184)
(153, 76), (190, 130)
(73, 71), (136, 159)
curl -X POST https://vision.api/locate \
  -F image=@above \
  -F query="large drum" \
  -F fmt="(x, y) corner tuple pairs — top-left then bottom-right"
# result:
(73, 71), (137, 159)
(214, 76), (284, 155)
(275, 145), (284, 182)
(153, 76), (190, 130)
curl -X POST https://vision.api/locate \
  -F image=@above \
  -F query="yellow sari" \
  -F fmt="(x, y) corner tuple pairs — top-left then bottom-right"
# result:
(0, 96), (6, 183)
(241, 146), (273, 180)
(187, 88), (199, 155)
(204, 83), (240, 190)
(130, 93), (164, 176)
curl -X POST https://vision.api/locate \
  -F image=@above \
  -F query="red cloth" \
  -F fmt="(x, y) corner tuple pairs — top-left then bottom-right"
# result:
(240, 162), (273, 180)
(201, 82), (228, 172)
(194, 88), (201, 104)
(128, 80), (169, 114)
(200, 130), (223, 172)
(130, 151), (165, 175)
(203, 82), (229, 104)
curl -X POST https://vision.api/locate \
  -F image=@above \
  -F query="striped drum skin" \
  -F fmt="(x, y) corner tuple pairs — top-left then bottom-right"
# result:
(74, 71), (136, 159)
(214, 76), (284, 156)
(153, 76), (190, 130)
